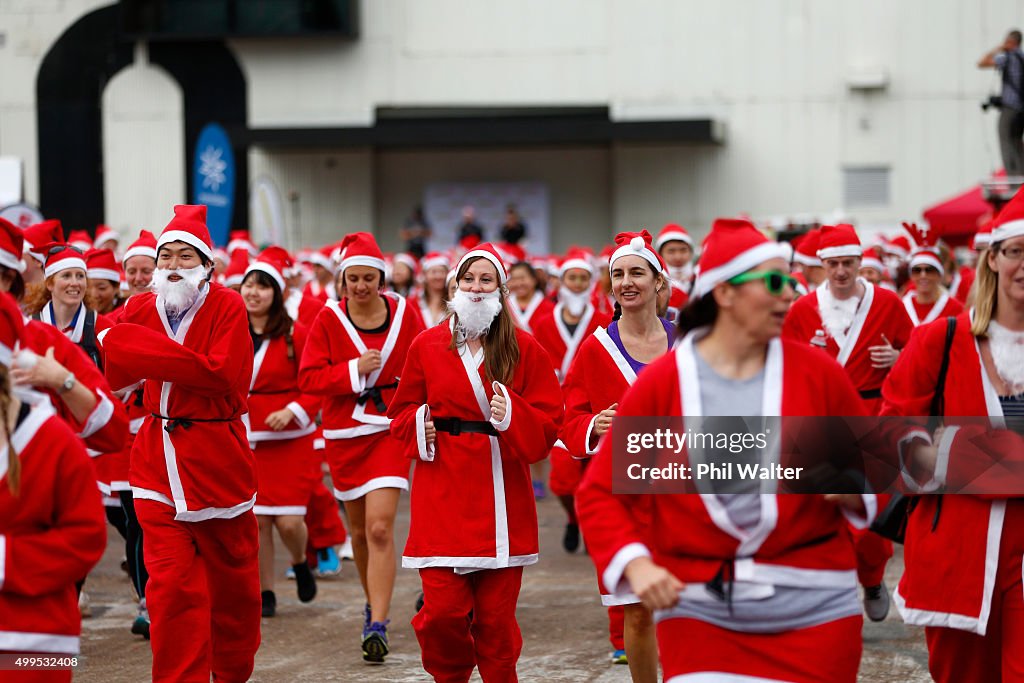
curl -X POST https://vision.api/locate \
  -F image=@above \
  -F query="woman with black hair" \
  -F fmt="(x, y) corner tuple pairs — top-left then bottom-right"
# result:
(241, 247), (321, 617)
(506, 260), (554, 334)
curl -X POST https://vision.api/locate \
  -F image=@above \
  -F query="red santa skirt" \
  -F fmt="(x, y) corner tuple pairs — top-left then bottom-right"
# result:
(325, 430), (410, 501)
(657, 615), (862, 682)
(253, 434), (320, 515)
(548, 445), (585, 497)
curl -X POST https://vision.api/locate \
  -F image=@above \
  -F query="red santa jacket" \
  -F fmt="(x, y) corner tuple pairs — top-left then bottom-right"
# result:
(0, 399), (106, 654)
(245, 323), (320, 443)
(509, 291), (554, 334)
(782, 278), (913, 413)
(302, 279), (337, 304)
(901, 290), (963, 327)
(666, 281), (689, 324)
(950, 265), (975, 305)
(19, 318), (127, 454)
(389, 320), (563, 569)
(299, 294), (423, 440)
(531, 303), (611, 383)
(577, 333), (878, 605)
(881, 310), (1024, 635)
(99, 282), (256, 521)
(285, 288), (324, 329)
(559, 326), (639, 459)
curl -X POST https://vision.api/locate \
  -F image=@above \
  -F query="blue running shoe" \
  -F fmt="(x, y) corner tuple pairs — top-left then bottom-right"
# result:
(611, 649), (628, 664)
(316, 547), (341, 577)
(362, 620), (389, 664)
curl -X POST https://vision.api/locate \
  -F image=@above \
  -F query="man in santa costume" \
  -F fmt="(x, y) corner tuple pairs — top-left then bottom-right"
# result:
(98, 205), (260, 683)
(0, 291), (108, 682)
(782, 223), (914, 622)
(302, 244), (339, 303)
(791, 228), (826, 290)
(654, 223), (696, 321)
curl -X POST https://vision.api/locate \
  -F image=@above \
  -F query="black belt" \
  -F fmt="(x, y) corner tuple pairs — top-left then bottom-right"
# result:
(433, 417), (498, 437)
(859, 388), (882, 400)
(356, 381), (399, 413)
(152, 414), (236, 433)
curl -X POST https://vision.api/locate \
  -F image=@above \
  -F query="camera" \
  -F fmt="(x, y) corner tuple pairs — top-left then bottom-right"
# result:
(982, 95), (1004, 112)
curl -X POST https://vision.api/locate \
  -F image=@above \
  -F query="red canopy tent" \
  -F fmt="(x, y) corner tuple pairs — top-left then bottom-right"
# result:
(922, 171), (1004, 247)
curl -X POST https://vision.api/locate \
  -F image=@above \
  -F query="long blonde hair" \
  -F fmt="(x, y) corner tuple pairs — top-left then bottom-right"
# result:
(971, 245), (998, 337)
(447, 257), (520, 386)
(1, 366), (19, 496)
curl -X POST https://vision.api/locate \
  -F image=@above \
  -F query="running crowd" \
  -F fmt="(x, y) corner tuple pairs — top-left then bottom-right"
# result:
(0, 189), (1022, 682)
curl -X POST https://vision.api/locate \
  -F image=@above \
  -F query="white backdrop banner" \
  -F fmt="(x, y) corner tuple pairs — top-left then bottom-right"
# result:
(424, 182), (549, 255)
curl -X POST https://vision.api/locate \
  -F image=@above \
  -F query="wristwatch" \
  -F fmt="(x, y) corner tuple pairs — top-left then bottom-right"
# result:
(57, 373), (76, 394)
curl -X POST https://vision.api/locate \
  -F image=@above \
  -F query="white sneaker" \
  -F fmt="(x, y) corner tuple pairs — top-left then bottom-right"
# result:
(79, 590), (92, 618)
(340, 538), (354, 560)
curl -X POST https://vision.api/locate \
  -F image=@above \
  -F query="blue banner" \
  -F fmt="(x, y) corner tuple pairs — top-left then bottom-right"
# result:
(192, 123), (235, 247)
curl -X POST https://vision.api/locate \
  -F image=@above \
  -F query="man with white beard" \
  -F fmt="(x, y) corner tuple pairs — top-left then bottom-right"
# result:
(97, 205), (260, 683)
(782, 223), (913, 624)
(532, 248), (613, 552)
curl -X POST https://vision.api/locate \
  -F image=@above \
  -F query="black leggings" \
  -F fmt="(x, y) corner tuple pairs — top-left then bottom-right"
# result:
(118, 490), (149, 600)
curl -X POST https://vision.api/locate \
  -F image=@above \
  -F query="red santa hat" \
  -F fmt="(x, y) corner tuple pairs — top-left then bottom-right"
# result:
(456, 243), (509, 284)
(815, 224), (863, 260)
(93, 224), (119, 248)
(245, 246), (292, 292)
(227, 230), (259, 257)
(67, 230), (92, 251)
(559, 247), (595, 277)
(974, 217), (995, 250)
(902, 222), (944, 275)
(692, 218), (790, 298)
(223, 249), (251, 287)
(338, 232), (387, 275)
(306, 244), (335, 272)
(885, 235), (911, 260)
(860, 246), (885, 274)
(991, 186), (1024, 244)
(85, 248), (121, 282)
(421, 251), (450, 272)
(392, 252), (420, 275)
(0, 218), (26, 273)
(609, 230), (665, 274)
(213, 248), (229, 265)
(655, 223), (695, 251)
(792, 229), (822, 267)
(23, 220), (64, 264)
(0, 291), (24, 368)
(156, 205), (214, 261)
(42, 244), (88, 279)
(597, 244), (615, 268)
(122, 230), (158, 263)
(496, 242), (526, 265)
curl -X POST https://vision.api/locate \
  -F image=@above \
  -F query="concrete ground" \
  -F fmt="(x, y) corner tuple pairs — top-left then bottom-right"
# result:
(75, 493), (930, 682)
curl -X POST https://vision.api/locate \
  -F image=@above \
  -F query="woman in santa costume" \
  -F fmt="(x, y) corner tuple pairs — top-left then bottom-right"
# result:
(298, 231), (424, 663)
(531, 247), (611, 554)
(901, 249), (963, 327)
(241, 247), (321, 617)
(84, 248), (123, 316)
(559, 231), (672, 680)
(881, 192), (1024, 682)
(0, 291), (108, 683)
(99, 205), (261, 683)
(388, 252), (417, 299)
(506, 260), (554, 334)
(414, 252), (451, 327)
(577, 218), (876, 683)
(389, 243), (562, 683)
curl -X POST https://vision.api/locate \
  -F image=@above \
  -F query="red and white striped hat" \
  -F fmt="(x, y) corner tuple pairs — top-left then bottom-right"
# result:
(610, 230), (665, 274)
(85, 248), (121, 283)
(245, 246), (292, 292)
(816, 224), (863, 260)
(338, 232), (387, 275)
(692, 218), (789, 298)
(655, 223), (695, 250)
(156, 205), (214, 261)
(860, 246), (885, 274)
(43, 244), (88, 279)
(559, 246), (595, 277)
(0, 218), (25, 273)
(792, 229), (822, 268)
(23, 220), (64, 264)
(122, 230), (158, 263)
(457, 243), (509, 284)
(93, 224), (120, 248)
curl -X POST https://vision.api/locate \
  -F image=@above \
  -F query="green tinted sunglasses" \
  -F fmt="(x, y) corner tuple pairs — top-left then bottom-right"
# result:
(727, 270), (799, 295)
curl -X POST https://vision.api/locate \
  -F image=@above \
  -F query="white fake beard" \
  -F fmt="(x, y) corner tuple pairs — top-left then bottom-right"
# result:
(152, 265), (208, 316)
(558, 288), (590, 317)
(668, 263), (694, 282)
(988, 321), (1024, 394)
(820, 295), (860, 338)
(448, 288), (503, 340)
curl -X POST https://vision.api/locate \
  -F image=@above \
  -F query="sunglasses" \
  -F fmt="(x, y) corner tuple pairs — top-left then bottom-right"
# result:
(911, 265), (938, 275)
(728, 270), (799, 295)
(48, 245), (84, 256)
